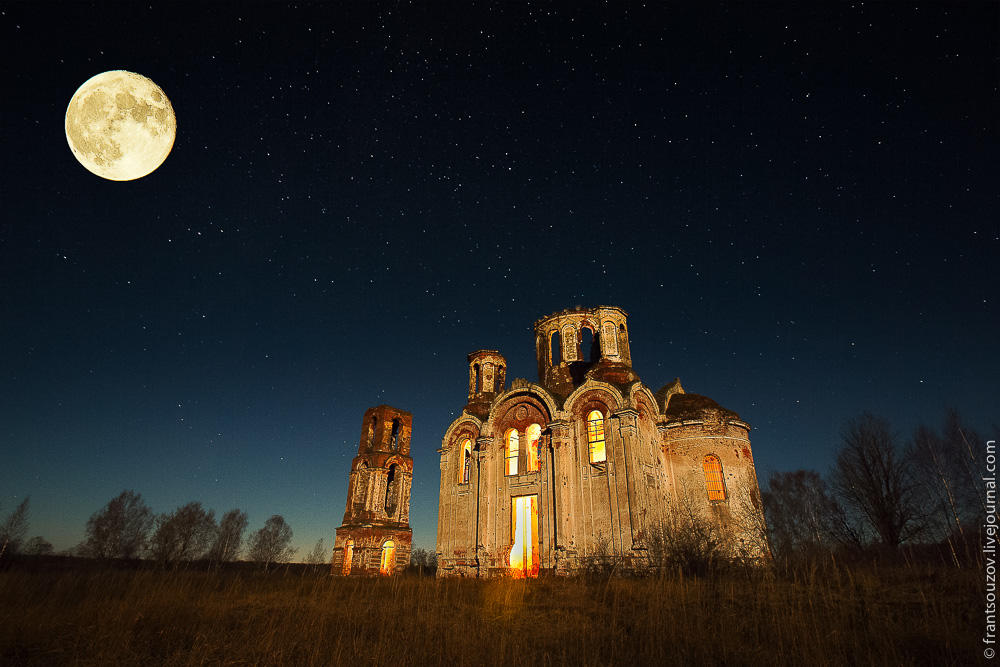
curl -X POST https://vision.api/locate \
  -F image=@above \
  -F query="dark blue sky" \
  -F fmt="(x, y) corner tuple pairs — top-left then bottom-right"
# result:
(2, 3), (996, 555)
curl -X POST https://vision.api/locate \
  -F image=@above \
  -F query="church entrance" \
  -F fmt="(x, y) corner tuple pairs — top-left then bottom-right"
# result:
(509, 494), (539, 578)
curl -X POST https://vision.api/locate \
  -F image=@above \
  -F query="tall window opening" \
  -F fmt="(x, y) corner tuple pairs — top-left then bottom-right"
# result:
(497, 365), (506, 392)
(703, 455), (727, 501)
(459, 439), (472, 484)
(587, 410), (607, 464)
(342, 539), (354, 576)
(525, 423), (541, 472)
(509, 495), (539, 578)
(473, 363), (481, 393)
(550, 331), (561, 365)
(581, 326), (596, 362)
(368, 415), (376, 446)
(385, 464), (397, 514)
(390, 419), (400, 449)
(505, 429), (519, 475)
(380, 540), (396, 575)
(353, 461), (368, 509)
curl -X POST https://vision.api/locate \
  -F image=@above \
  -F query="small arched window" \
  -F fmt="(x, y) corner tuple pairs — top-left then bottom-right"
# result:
(525, 423), (541, 472)
(703, 455), (727, 501)
(380, 540), (396, 575)
(496, 365), (506, 392)
(368, 415), (377, 446)
(581, 326), (595, 362)
(342, 539), (354, 576)
(390, 419), (400, 449)
(459, 439), (472, 484)
(587, 410), (607, 464)
(550, 330), (561, 365)
(506, 429), (519, 476)
(473, 363), (481, 393)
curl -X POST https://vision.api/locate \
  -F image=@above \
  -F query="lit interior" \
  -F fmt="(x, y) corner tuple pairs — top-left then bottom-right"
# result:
(380, 540), (396, 575)
(459, 439), (472, 483)
(587, 410), (606, 463)
(525, 424), (541, 472)
(509, 495), (539, 578)
(506, 430), (519, 475)
(342, 540), (353, 575)
(702, 455), (727, 501)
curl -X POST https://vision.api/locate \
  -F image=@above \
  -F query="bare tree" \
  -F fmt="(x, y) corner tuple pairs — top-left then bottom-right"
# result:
(306, 538), (327, 565)
(0, 497), (30, 558)
(80, 490), (154, 559)
(763, 469), (863, 561)
(208, 509), (248, 564)
(645, 480), (729, 576)
(832, 413), (924, 550)
(909, 409), (987, 564)
(247, 515), (296, 570)
(22, 536), (53, 556)
(148, 502), (217, 565)
(408, 548), (437, 575)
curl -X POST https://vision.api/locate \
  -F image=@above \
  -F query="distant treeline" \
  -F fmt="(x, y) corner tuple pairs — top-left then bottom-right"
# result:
(1, 408), (993, 574)
(762, 408), (992, 569)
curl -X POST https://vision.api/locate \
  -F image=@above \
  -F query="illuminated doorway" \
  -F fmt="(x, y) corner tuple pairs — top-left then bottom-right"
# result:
(509, 495), (539, 578)
(342, 539), (354, 576)
(380, 540), (396, 575)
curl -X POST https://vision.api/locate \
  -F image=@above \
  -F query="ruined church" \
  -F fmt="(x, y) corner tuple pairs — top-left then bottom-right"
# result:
(436, 306), (766, 577)
(332, 405), (413, 576)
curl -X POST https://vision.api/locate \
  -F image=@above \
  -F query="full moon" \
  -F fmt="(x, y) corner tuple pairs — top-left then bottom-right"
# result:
(65, 71), (176, 181)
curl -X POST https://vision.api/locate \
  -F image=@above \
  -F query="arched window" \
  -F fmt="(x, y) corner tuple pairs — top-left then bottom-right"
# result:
(525, 424), (541, 472)
(550, 330), (561, 365)
(587, 410), (607, 464)
(459, 439), (472, 484)
(473, 363), (481, 393)
(380, 540), (396, 575)
(385, 464), (397, 513)
(703, 455), (727, 501)
(505, 429), (519, 476)
(581, 326), (595, 362)
(368, 415), (376, 446)
(497, 365), (506, 392)
(342, 539), (354, 576)
(390, 419), (400, 449)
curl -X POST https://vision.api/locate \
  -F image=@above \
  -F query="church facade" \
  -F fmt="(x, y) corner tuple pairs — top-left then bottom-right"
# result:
(436, 306), (767, 577)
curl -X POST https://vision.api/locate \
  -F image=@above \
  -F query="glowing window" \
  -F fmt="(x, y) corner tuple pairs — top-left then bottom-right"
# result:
(459, 439), (472, 484)
(703, 455), (727, 501)
(587, 410), (607, 464)
(342, 539), (353, 576)
(525, 424), (541, 472)
(380, 540), (396, 575)
(506, 429), (519, 475)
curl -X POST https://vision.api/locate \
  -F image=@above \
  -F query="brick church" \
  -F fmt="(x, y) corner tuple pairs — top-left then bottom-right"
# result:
(435, 305), (767, 577)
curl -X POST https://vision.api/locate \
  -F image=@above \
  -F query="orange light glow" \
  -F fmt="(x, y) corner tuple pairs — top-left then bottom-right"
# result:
(526, 423), (541, 472)
(587, 410), (606, 463)
(459, 439), (472, 483)
(380, 540), (396, 575)
(342, 540), (353, 575)
(702, 455), (727, 501)
(509, 495), (539, 578)
(506, 430), (519, 475)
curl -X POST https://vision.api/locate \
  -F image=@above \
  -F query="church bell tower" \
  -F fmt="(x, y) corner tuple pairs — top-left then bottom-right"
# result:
(332, 405), (413, 575)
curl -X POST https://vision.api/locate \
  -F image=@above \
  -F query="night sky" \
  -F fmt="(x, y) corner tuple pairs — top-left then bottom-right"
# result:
(2, 3), (997, 556)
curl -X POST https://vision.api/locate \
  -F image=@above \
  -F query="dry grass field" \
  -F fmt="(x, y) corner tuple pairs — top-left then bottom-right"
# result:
(0, 560), (979, 666)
